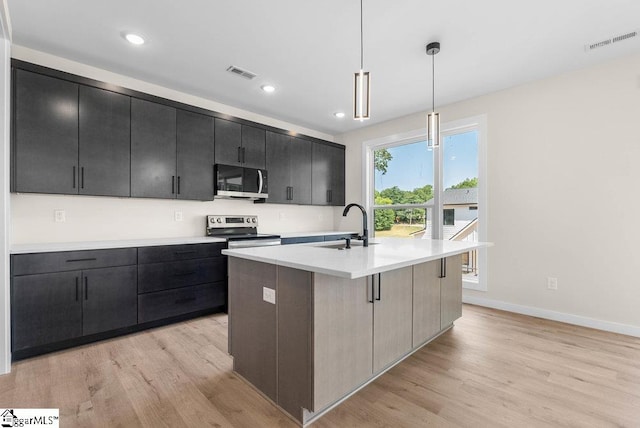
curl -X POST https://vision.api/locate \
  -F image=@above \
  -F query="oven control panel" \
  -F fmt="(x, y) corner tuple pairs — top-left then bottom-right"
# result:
(207, 215), (258, 228)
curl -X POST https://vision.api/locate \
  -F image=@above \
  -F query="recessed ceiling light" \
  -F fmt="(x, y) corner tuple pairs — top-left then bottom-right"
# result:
(261, 85), (276, 93)
(334, 112), (345, 119)
(125, 33), (145, 45)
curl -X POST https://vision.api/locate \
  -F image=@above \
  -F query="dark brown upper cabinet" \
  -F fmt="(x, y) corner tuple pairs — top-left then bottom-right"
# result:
(266, 132), (312, 205)
(214, 118), (265, 170)
(312, 143), (345, 206)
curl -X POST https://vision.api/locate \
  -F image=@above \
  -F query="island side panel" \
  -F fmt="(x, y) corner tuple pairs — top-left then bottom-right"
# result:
(228, 257), (277, 401)
(440, 254), (463, 328)
(312, 273), (373, 412)
(277, 266), (313, 420)
(373, 266), (414, 373)
(412, 260), (442, 347)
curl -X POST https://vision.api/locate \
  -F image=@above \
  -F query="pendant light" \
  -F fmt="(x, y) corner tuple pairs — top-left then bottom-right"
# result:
(426, 42), (440, 147)
(353, 0), (370, 121)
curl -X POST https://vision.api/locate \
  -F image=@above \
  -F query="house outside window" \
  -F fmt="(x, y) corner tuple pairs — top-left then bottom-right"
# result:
(443, 209), (455, 226)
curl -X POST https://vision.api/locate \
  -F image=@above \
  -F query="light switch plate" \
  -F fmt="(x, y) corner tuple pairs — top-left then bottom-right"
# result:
(263, 287), (276, 304)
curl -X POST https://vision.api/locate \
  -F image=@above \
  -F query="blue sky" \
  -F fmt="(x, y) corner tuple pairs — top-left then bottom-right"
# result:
(374, 130), (478, 191)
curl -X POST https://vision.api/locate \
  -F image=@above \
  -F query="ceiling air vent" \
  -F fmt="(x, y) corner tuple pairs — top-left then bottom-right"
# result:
(586, 30), (638, 52)
(226, 65), (257, 80)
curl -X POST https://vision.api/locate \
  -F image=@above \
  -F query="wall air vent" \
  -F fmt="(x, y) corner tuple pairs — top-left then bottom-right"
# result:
(586, 30), (638, 52)
(226, 65), (257, 80)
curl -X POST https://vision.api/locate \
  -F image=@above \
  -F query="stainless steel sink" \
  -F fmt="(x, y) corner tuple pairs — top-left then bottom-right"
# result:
(318, 242), (379, 250)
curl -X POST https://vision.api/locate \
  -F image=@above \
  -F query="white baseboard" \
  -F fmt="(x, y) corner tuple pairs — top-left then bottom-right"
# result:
(462, 295), (640, 338)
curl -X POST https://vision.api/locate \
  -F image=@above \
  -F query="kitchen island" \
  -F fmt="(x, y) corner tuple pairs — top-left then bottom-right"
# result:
(222, 238), (487, 426)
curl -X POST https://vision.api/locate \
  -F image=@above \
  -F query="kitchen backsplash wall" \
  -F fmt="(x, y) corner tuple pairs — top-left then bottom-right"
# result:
(11, 193), (337, 243)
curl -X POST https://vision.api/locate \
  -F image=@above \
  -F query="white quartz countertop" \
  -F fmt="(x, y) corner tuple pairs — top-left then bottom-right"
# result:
(222, 238), (490, 279)
(11, 236), (227, 254)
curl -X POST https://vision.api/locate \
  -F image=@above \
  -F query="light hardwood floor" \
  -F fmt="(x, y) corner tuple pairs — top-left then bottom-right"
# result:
(1, 305), (639, 427)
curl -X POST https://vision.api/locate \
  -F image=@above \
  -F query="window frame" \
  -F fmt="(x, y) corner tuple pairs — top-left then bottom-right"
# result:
(363, 115), (488, 291)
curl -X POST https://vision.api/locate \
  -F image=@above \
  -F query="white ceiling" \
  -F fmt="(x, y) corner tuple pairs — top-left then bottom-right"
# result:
(7, 0), (640, 136)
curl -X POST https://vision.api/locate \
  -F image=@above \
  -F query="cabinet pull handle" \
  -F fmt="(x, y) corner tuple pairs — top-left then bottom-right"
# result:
(84, 276), (88, 300)
(81, 167), (84, 189)
(376, 273), (381, 301)
(72, 166), (76, 189)
(172, 176), (176, 194)
(75, 277), (79, 301)
(66, 258), (97, 263)
(439, 258), (446, 278)
(177, 176), (181, 194)
(237, 146), (242, 163)
(173, 271), (196, 276)
(174, 250), (196, 255)
(368, 275), (374, 303)
(175, 297), (197, 305)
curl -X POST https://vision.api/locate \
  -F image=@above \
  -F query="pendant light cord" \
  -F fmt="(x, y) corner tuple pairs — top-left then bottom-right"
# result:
(432, 53), (435, 113)
(360, 0), (364, 69)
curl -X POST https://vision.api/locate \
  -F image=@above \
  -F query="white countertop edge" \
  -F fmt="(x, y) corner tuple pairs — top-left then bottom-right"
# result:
(271, 231), (357, 239)
(223, 241), (490, 279)
(11, 236), (227, 254)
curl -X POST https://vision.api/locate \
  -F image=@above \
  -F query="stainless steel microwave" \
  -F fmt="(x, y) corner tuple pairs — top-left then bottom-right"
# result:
(214, 164), (268, 200)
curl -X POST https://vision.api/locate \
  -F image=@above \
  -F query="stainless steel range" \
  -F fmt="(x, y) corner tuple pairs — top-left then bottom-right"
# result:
(206, 215), (281, 248)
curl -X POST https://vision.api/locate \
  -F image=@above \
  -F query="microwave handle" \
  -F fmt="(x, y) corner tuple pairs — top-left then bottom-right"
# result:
(258, 170), (264, 194)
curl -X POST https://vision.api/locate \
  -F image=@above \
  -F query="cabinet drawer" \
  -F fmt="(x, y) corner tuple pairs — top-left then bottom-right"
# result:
(138, 243), (225, 264)
(138, 257), (226, 293)
(11, 248), (137, 276)
(138, 282), (226, 323)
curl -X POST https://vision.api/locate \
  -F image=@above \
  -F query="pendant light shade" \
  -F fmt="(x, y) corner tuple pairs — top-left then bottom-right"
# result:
(426, 42), (441, 147)
(354, 0), (370, 121)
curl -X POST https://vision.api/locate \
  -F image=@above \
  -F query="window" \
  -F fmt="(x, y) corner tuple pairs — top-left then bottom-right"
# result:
(443, 209), (455, 226)
(364, 116), (487, 291)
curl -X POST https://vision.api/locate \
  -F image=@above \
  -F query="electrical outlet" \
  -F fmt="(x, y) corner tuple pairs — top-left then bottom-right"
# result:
(174, 211), (183, 222)
(263, 287), (276, 304)
(547, 277), (558, 290)
(54, 210), (66, 223)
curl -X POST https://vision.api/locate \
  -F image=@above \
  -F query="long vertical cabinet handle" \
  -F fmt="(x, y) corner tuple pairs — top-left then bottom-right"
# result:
(72, 166), (76, 189)
(439, 258), (447, 278)
(75, 277), (79, 301)
(177, 176), (181, 195)
(376, 273), (381, 301)
(237, 146), (242, 163)
(171, 176), (176, 194)
(80, 167), (84, 189)
(84, 276), (88, 300)
(368, 275), (374, 303)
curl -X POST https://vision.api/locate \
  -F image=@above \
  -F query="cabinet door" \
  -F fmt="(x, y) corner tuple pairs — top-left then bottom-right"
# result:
(241, 125), (266, 169)
(265, 131), (291, 204)
(214, 118), (241, 166)
(311, 142), (331, 206)
(329, 145), (346, 206)
(313, 273), (373, 410)
(441, 255), (463, 328)
(176, 110), (214, 200)
(290, 137), (312, 205)
(131, 98), (177, 198)
(412, 260), (441, 347)
(373, 267), (413, 373)
(14, 69), (79, 194)
(82, 265), (137, 336)
(79, 86), (131, 197)
(11, 271), (82, 351)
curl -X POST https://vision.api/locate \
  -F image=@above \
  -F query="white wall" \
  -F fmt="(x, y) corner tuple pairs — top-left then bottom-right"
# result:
(10, 46), (339, 244)
(336, 53), (640, 334)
